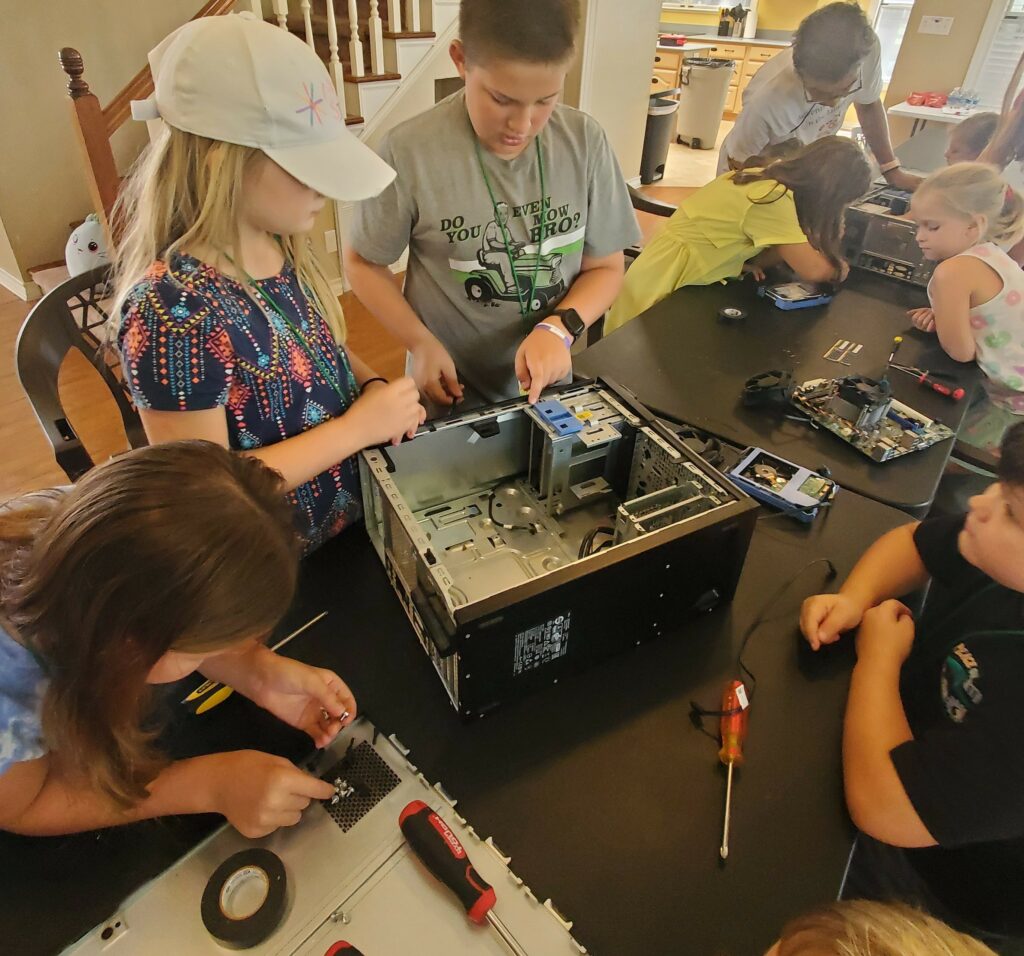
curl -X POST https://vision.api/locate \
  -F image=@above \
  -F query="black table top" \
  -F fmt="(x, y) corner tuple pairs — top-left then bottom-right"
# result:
(578, 272), (983, 516)
(1, 486), (914, 956)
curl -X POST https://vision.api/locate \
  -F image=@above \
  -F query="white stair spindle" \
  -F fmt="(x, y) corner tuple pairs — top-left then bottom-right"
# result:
(405, 0), (420, 32)
(301, 0), (314, 47)
(368, 0), (385, 75)
(347, 0), (365, 77)
(248, 0), (263, 16)
(272, 0), (289, 29)
(386, 0), (402, 33)
(325, 0), (346, 84)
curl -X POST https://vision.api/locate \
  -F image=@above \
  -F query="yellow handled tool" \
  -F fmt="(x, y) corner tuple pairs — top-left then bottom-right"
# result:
(180, 611), (329, 715)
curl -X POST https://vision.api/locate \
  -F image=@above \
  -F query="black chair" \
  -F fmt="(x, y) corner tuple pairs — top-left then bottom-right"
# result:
(585, 185), (678, 348)
(16, 266), (145, 481)
(627, 183), (678, 221)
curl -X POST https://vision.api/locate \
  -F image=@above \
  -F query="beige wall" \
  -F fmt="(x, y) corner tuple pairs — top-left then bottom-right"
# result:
(0, 0), (221, 282)
(578, 0), (664, 181)
(884, 0), (998, 144)
(0, 216), (20, 285)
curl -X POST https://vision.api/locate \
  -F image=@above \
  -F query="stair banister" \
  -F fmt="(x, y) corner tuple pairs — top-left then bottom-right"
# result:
(346, 0), (365, 76)
(386, 0), (402, 34)
(368, 0), (385, 75)
(405, 0), (420, 33)
(300, 0), (314, 46)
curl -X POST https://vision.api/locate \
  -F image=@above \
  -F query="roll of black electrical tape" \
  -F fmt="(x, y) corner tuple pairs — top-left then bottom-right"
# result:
(201, 848), (287, 949)
(718, 306), (747, 322)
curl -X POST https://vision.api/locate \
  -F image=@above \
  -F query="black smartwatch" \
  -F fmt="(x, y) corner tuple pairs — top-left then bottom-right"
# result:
(551, 308), (586, 343)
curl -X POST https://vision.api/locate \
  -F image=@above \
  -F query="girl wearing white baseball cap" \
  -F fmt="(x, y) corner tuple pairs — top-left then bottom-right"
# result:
(114, 12), (425, 550)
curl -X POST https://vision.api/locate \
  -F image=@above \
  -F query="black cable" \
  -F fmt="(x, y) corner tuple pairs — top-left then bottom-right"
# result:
(734, 557), (836, 699)
(689, 557), (837, 734)
(578, 525), (615, 559)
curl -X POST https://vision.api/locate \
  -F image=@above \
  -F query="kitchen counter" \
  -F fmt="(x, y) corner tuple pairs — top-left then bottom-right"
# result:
(656, 41), (718, 52)
(675, 34), (791, 48)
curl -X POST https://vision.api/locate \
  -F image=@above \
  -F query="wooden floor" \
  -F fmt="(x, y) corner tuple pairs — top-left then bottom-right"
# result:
(0, 187), (687, 501)
(0, 281), (406, 501)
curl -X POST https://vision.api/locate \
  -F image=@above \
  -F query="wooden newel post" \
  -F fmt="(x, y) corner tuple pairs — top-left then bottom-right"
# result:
(59, 47), (119, 236)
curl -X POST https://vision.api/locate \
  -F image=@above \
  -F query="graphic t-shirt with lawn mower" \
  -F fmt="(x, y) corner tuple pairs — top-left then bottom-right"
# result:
(348, 89), (641, 401)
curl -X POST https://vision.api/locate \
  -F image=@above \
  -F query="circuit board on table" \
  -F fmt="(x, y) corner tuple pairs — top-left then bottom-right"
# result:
(791, 376), (954, 463)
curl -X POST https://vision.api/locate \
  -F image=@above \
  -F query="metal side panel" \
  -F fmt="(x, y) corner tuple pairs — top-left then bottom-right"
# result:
(63, 719), (585, 956)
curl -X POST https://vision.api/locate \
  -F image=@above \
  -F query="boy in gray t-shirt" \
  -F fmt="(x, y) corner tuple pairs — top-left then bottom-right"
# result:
(345, 0), (640, 406)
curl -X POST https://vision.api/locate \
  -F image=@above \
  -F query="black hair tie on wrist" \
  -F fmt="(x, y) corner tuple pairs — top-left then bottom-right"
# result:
(360, 376), (388, 394)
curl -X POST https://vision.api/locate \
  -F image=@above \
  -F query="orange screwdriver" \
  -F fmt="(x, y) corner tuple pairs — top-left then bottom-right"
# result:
(718, 679), (750, 861)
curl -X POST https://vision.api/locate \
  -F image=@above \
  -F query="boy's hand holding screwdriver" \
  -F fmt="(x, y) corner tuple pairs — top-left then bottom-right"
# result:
(408, 332), (464, 409)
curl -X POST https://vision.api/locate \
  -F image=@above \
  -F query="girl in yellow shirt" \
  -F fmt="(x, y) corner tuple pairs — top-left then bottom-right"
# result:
(606, 137), (872, 333)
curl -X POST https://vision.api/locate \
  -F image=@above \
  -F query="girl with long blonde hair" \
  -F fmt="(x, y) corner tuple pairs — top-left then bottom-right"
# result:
(0, 441), (353, 836)
(114, 12), (425, 550)
(908, 163), (1024, 453)
(768, 901), (996, 956)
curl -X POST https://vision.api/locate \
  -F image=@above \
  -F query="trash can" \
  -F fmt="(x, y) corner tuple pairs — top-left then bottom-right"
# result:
(641, 96), (680, 185)
(677, 57), (735, 150)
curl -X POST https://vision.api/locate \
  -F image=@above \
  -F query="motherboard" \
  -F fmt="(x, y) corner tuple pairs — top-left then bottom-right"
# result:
(791, 376), (954, 462)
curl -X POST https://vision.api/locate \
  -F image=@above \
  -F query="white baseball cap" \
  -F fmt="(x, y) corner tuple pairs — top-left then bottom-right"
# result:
(132, 11), (395, 202)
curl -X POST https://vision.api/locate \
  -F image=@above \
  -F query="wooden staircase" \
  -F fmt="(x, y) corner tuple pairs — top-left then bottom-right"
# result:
(281, 1), (433, 80)
(59, 0), (440, 233)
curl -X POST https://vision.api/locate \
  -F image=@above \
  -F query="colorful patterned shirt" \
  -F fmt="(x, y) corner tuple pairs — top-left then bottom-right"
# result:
(119, 254), (361, 550)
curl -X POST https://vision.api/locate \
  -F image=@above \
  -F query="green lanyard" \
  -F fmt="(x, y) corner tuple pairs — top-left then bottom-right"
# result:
(223, 252), (350, 405)
(473, 135), (547, 322)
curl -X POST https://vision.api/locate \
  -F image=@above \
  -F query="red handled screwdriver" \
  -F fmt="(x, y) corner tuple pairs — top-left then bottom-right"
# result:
(323, 945), (366, 956)
(719, 679), (750, 861)
(399, 801), (527, 956)
(890, 364), (965, 401)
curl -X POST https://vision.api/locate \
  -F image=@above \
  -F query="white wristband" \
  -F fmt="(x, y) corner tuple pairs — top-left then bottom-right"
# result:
(534, 322), (573, 349)
(879, 159), (902, 174)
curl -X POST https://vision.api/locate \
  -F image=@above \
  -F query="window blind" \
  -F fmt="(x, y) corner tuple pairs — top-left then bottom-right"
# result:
(977, 0), (1024, 108)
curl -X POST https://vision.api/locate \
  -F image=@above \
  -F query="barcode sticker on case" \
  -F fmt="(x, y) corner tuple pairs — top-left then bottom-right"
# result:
(513, 612), (571, 676)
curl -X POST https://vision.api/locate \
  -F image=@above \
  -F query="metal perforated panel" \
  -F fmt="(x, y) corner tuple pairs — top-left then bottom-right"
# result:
(318, 741), (401, 832)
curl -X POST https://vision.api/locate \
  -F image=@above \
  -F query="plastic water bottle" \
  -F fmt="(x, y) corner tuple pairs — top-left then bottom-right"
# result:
(948, 87), (963, 111)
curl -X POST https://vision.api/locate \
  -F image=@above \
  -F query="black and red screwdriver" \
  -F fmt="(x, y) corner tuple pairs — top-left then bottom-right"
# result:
(719, 679), (750, 861)
(889, 363), (965, 401)
(399, 800), (527, 956)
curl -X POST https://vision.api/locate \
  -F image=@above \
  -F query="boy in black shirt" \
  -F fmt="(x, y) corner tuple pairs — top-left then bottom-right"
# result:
(800, 424), (1024, 949)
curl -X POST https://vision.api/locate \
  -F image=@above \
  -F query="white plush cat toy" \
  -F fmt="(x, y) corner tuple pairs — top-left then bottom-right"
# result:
(65, 214), (109, 276)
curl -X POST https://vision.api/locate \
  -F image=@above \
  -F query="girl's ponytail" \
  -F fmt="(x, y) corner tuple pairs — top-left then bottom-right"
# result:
(915, 162), (1024, 249)
(992, 185), (1024, 248)
(733, 137), (872, 267)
